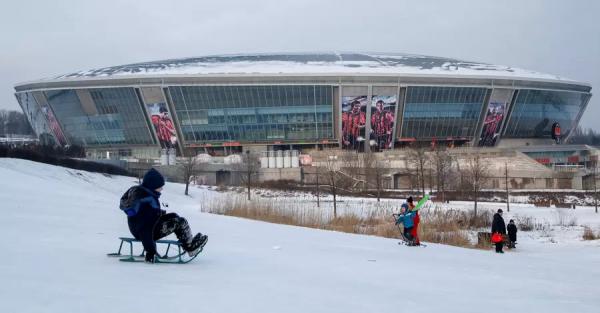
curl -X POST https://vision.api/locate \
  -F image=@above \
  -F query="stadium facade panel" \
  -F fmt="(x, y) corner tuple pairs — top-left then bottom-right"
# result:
(14, 53), (592, 159)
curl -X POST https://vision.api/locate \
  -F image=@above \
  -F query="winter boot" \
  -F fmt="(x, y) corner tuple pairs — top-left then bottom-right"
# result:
(185, 233), (208, 257)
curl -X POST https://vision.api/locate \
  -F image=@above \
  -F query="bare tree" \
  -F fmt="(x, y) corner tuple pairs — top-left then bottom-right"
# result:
(315, 164), (321, 208)
(593, 167), (598, 214)
(321, 151), (340, 218)
(407, 147), (429, 197)
(432, 147), (454, 203)
(364, 152), (388, 202)
(238, 151), (260, 200)
(464, 151), (490, 216)
(338, 151), (363, 192)
(180, 154), (206, 196)
(505, 162), (510, 212)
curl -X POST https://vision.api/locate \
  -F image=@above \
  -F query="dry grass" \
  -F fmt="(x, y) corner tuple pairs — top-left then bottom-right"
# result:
(202, 196), (500, 249)
(582, 226), (599, 240)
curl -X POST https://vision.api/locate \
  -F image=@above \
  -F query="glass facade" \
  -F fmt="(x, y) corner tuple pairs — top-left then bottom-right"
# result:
(168, 85), (334, 143)
(45, 88), (153, 146)
(504, 89), (587, 138)
(402, 87), (487, 139)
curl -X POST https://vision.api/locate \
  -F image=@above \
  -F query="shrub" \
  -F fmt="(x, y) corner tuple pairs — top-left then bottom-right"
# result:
(555, 209), (577, 227)
(582, 226), (598, 240)
(515, 215), (534, 231)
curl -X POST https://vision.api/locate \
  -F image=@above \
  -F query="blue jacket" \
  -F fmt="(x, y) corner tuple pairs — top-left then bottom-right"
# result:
(397, 211), (416, 228)
(120, 185), (164, 257)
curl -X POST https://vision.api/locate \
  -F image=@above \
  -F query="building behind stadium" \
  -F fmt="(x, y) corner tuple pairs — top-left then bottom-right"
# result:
(13, 53), (598, 190)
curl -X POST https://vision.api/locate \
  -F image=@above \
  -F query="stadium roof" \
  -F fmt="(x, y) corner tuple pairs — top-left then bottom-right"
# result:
(48, 52), (581, 83)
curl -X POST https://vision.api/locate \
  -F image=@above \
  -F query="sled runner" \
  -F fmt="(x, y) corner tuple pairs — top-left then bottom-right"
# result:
(107, 237), (206, 264)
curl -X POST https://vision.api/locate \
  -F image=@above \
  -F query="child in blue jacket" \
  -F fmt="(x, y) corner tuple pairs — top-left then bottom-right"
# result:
(396, 203), (416, 244)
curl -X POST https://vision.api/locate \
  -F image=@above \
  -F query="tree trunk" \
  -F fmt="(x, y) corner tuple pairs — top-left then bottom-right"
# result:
(505, 163), (510, 212)
(316, 170), (320, 208)
(185, 181), (190, 196)
(594, 170), (598, 214)
(247, 172), (251, 200)
(474, 189), (478, 217)
(420, 164), (425, 197)
(332, 179), (337, 218)
(377, 179), (381, 202)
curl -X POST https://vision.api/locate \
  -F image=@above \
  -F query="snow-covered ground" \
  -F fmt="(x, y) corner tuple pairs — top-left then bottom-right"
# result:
(0, 158), (599, 313)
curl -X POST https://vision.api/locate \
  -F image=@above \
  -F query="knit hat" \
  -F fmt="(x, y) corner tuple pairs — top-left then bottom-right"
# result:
(497, 209), (503, 213)
(142, 168), (165, 190)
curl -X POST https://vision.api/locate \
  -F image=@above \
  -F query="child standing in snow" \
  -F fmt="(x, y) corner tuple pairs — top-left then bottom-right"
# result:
(120, 168), (208, 263)
(396, 197), (417, 245)
(507, 219), (517, 249)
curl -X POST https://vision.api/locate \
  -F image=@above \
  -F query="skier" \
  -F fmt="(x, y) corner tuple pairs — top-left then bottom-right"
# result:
(507, 219), (518, 249)
(120, 168), (207, 263)
(491, 209), (506, 253)
(396, 197), (417, 245)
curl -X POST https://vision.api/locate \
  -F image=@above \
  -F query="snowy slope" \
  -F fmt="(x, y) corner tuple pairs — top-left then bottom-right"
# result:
(0, 158), (599, 313)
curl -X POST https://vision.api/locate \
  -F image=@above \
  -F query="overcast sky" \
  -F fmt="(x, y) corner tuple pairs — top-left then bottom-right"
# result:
(1, 0), (598, 129)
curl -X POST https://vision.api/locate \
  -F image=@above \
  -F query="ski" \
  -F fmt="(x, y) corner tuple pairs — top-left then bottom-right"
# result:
(398, 241), (427, 247)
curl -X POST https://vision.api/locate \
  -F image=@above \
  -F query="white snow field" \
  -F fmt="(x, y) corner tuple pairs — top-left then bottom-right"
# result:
(0, 158), (599, 313)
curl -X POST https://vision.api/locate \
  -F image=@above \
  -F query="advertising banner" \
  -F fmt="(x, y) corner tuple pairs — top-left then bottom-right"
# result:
(16, 93), (56, 145)
(146, 102), (180, 153)
(40, 103), (67, 146)
(341, 95), (367, 151)
(478, 89), (512, 147)
(370, 95), (396, 151)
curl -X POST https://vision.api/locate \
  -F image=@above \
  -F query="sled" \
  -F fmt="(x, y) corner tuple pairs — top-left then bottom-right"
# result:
(107, 237), (206, 264)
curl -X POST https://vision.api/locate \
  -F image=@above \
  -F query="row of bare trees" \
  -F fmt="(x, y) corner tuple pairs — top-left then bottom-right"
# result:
(306, 148), (492, 217)
(181, 148), (600, 218)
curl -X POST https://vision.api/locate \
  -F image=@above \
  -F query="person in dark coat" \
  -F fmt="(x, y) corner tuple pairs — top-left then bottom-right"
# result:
(507, 219), (517, 249)
(120, 168), (207, 263)
(491, 209), (506, 253)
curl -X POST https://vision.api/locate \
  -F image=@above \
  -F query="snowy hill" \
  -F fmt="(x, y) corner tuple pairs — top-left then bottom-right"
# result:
(0, 158), (599, 313)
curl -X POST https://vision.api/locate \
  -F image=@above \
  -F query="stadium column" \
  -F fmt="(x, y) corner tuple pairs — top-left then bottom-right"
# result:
(391, 85), (403, 149)
(471, 88), (493, 147)
(500, 89), (520, 138)
(395, 86), (407, 146)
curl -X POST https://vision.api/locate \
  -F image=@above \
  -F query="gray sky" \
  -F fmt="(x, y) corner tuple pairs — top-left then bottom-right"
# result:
(1, 0), (598, 129)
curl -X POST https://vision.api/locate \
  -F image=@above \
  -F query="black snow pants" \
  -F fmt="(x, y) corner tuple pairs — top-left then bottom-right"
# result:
(495, 242), (504, 253)
(403, 227), (414, 243)
(153, 213), (194, 249)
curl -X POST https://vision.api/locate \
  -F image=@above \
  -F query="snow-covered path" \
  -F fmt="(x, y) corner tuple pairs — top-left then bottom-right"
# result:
(0, 158), (598, 313)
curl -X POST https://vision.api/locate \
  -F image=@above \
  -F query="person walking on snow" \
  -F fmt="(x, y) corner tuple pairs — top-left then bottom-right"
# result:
(491, 209), (506, 253)
(507, 219), (517, 249)
(120, 168), (207, 263)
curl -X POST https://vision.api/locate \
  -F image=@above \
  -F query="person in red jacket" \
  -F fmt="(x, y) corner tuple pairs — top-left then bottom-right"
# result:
(410, 200), (420, 246)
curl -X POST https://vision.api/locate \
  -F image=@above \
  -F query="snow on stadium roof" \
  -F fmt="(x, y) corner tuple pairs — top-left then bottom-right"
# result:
(53, 52), (573, 82)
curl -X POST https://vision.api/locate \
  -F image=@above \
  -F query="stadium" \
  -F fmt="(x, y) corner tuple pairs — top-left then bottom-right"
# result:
(14, 52), (592, 165)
